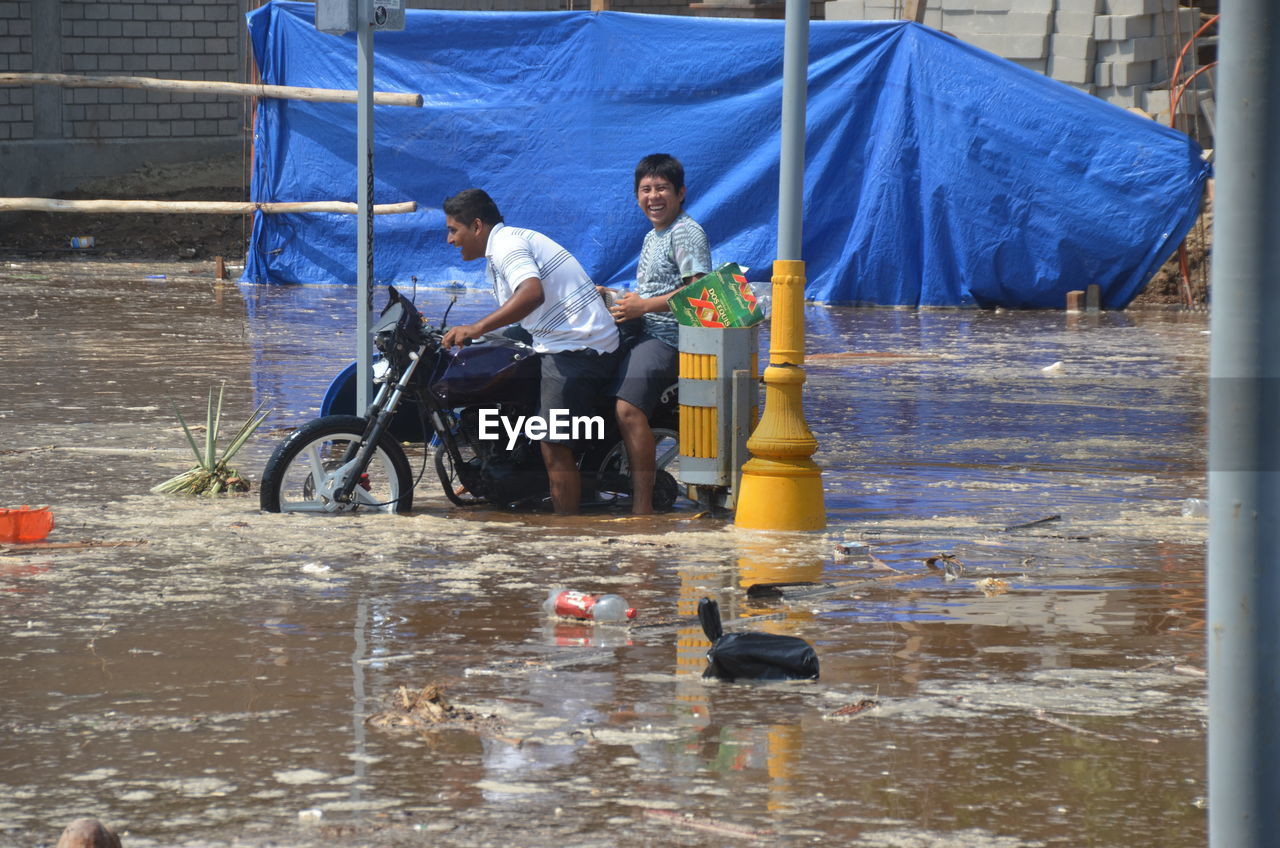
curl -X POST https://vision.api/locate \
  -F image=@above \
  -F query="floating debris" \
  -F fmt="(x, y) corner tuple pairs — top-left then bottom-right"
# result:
(642, 808), (773, 841)
(1031, 708), (1143, 742)
(0, 539), (146, 557)
(746, 575), (921, 601)
(825, 698), (879, 720)
(366, 683), (507, 738)
(976, 577), (1011, 596)
(1002, 514), (1062, 532)
(0, 445), (57, 456)
(924, 553), (965, 580)
(866, 550), (900, 572)
(833, 540), (866, 560)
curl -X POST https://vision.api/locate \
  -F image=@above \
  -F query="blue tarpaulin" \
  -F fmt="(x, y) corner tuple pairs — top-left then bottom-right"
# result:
(245, 2), (1208, 308)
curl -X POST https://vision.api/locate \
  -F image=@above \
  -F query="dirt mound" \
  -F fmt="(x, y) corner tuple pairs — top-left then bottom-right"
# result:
(1132, 186), (1213, 306)
(0, 154), (250, 261)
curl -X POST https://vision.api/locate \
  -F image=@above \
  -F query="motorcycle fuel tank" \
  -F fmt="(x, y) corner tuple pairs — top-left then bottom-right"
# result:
(432, 337), (541, 408)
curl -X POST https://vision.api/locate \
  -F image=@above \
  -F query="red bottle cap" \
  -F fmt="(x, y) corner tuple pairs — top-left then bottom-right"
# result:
(625, 607), (636, 619)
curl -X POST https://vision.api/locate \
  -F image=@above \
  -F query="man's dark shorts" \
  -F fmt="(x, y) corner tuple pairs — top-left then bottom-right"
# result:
(608, 335), (677, 416)
(538, 348), (617, 444)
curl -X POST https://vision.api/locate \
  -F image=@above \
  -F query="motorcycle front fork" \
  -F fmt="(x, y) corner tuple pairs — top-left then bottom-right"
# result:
(332, 346), (428, 504)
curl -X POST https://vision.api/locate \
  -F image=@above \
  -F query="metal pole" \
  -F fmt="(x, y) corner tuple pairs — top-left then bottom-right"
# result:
(355, 0), (375, 413)
(730, 368), (752, 508)
(1207, 1), (1280, 846)
(734, 0), (825, 531)
(776, 0), (808, 261)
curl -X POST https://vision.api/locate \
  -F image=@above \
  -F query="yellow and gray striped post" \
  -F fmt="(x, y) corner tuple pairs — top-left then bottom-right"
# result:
(677, 325), (758, 502)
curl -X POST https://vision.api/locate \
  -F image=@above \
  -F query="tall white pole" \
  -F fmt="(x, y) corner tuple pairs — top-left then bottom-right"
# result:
(355, 0), (375, 412)
(1207, 1), (1280, 845)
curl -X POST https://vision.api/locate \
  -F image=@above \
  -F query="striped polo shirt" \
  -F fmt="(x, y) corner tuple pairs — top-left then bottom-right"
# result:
(485, 223), (618, 355)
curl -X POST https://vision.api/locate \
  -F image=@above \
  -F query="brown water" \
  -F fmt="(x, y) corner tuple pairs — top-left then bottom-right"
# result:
(0, 260), (1208, 847)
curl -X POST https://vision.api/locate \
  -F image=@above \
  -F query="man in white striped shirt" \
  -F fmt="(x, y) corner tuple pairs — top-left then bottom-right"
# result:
(442, 189), (619, 514)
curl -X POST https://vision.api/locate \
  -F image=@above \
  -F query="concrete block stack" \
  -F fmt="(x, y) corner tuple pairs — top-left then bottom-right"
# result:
(824, 0), (943, 27)
(824, 0), (1208, 129)
(1092, 0), (1201, 116)
(1047, 0), (1101, 93)
(937, 0), (1055, 75)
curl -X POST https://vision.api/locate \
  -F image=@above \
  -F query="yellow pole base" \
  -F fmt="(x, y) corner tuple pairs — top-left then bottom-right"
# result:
(733, 258), (826, 531)
(734, 455), (826, 530)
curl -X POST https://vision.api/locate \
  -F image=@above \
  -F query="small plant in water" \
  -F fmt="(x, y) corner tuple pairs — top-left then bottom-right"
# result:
(152, 383), (271, 496)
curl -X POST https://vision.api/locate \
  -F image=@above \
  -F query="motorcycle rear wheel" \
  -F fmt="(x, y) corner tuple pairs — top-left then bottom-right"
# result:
(592, 427), (681, 511)
(259, 415), (414, 514)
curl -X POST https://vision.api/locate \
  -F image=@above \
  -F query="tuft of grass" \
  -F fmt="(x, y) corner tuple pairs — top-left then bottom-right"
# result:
(152, 383), (272, 496)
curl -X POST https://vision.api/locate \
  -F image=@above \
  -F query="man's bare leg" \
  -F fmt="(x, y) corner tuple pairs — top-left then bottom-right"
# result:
(541, 441), (581, 515)
(616, 398), (655, 515)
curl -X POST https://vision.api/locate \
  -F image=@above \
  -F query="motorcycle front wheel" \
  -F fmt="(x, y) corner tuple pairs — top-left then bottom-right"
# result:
(259, 415), (414, 514)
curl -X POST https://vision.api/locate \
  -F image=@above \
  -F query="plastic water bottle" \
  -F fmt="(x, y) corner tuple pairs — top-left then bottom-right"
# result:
(543, 588), (635, 622)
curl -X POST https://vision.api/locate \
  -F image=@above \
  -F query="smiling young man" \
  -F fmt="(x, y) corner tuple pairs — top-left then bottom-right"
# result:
(606, 154), (711, 514)
(441, 188), (618, 515)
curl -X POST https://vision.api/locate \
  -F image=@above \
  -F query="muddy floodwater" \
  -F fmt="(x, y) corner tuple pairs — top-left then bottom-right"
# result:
(0, 260), (1209, 847)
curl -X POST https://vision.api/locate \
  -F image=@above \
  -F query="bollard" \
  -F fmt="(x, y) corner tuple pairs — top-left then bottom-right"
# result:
(677, 324), (759, 507)
(1085, 283), (1101, 311)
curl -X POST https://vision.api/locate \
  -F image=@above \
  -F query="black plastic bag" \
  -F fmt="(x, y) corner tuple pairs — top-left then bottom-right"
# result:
(698, 597), (819, 682)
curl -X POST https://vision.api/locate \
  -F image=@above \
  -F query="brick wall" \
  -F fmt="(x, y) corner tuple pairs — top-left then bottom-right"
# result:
(1, 0), (249, 197)
(9, 0), (767, 150)
(4, 0), (760, 196)
(0, 1), (34, 142)
(54, 1), (246, 141)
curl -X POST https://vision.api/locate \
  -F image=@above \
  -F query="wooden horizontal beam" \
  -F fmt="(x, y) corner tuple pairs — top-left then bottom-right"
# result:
(0, 72), (424, 107)
(0, 198), (418, 215)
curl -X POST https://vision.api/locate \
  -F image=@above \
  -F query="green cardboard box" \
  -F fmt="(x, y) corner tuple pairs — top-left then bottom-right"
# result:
(669, 262), (765, 329)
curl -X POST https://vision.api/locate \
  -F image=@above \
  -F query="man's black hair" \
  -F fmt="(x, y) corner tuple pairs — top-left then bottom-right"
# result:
(634, 153), (685, 195)
(443, 188), (504, 226)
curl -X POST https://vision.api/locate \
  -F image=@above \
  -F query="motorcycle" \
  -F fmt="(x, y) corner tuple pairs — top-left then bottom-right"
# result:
(259, 285), (680, 514)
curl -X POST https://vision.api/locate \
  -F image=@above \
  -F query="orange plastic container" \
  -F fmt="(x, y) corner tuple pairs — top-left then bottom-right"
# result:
(0, 505), (54, 543)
